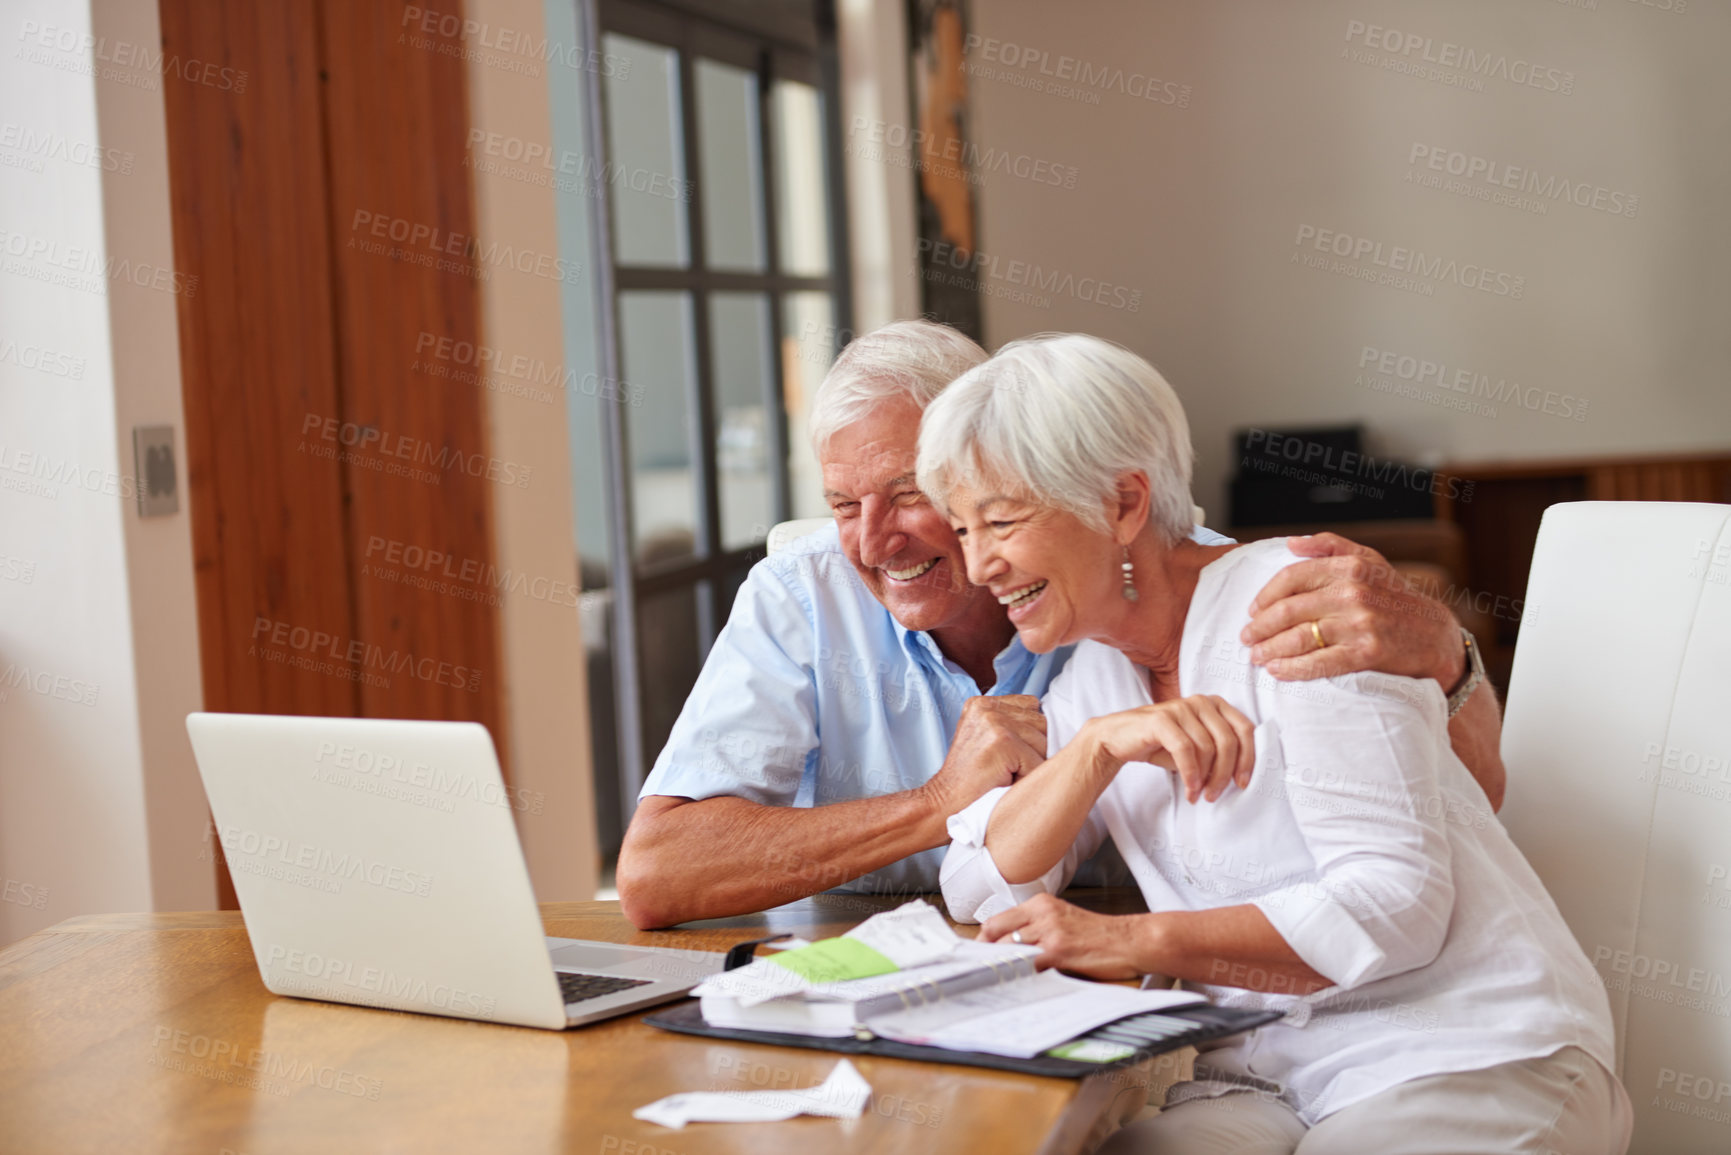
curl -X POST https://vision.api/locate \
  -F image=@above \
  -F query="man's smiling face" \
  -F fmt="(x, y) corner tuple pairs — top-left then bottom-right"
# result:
(820, 398), (998, 635)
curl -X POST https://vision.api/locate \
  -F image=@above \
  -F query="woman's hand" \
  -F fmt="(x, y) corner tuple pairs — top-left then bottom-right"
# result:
(1082, 694), (1255, 803)
(979, 894), (1153, 981)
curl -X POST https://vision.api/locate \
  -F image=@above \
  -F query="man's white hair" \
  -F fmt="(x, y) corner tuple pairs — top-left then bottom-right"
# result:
(807, 319), (988, 455)
(915, 333), (1196, 543)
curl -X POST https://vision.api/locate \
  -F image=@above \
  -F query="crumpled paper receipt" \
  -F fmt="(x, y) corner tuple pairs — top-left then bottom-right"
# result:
(632, 1058), (872, 1129)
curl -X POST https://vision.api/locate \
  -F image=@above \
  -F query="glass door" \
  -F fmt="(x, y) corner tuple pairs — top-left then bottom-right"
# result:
(575, 0), (850, 859)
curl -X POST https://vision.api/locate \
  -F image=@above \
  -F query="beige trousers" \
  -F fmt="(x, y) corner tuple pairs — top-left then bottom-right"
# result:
(1098, 1046), (1632, 1155)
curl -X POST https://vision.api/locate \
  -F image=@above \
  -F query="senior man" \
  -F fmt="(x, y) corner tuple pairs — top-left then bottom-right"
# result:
(617, 320), (1503, 929)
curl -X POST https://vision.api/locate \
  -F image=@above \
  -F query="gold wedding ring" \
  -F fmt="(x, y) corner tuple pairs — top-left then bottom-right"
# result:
(1309, 620), (1327, 651)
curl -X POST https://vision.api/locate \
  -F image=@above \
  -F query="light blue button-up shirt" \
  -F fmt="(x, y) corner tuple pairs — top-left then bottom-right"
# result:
(639, 521), (1232, 894)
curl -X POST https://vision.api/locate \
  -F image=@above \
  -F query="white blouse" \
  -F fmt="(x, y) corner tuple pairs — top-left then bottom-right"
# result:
(942, 539), (1615, 1124)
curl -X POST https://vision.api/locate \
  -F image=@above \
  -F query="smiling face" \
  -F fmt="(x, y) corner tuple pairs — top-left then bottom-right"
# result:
(943, 479), (1125, 654)
(820, 399), (1003, 637)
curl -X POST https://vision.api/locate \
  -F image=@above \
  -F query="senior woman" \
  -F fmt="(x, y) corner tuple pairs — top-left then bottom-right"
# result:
(914, 334), (1628, 1154)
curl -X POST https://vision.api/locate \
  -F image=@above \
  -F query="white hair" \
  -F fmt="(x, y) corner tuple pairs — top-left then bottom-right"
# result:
(807, 319), (988, 455)
(915, 333), (1196, 543)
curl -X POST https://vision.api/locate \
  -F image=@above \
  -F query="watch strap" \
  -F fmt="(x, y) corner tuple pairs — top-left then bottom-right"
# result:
(1445, 628), (1484, 719)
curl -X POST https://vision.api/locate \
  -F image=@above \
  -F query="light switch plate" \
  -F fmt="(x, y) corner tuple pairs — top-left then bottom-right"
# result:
(133, 425), (179, 517)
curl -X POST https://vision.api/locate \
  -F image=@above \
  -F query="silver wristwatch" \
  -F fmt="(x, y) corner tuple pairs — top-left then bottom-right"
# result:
(1445, 628), (1485, 719)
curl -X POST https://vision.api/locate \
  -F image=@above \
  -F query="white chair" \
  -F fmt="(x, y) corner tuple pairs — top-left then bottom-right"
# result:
(1501, 501), (1731, 1153)
(765, 506), (1209, 557)
(766, 518), (833, 556)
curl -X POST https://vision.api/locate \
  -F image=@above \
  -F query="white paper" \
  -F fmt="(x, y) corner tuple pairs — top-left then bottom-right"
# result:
(690, 956), (816, 1006)
(632, 1059), (872, 1130)
(840, 899), (958, 968)
(801, 939), (1039, 1005)
(866, 970), (1206, 1059)
(692, 900), (967, 1007)
(698, 939), (1044, 1039)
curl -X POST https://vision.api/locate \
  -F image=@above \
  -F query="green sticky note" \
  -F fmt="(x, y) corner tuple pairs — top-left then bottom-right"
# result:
(1046, 1039), (1138, 1063)
(766, 936), (898, 983)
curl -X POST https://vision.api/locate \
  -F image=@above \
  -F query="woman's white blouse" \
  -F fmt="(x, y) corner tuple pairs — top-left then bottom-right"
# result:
(941, 539), (1615, 1124)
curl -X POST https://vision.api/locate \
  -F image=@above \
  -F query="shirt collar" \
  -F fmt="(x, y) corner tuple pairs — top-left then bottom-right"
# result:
(896, 615), (940, 661)
(896, 615), (1033, 686)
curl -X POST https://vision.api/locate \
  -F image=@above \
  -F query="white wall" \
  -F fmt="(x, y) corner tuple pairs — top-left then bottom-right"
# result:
(839, 0), (921, 333)
(469, 0), (601, 902)
(0, 0), (209, 946)
(97, 0), (212, 922)
(953, 0), (1730, 520)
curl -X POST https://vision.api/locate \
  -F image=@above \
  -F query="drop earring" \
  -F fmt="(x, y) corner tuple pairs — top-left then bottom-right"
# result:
(1120, 546), (1138, 602)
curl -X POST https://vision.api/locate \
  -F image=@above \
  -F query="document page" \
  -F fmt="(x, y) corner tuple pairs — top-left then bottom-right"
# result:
(865, 970), (1205, 1059)
(804, 940), (1037, 1004)
(840, 900), (959, 967)
(694, 900), (1016, 1007)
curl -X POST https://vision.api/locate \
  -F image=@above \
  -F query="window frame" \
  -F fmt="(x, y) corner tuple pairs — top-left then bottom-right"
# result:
(580, 0), (852, 827)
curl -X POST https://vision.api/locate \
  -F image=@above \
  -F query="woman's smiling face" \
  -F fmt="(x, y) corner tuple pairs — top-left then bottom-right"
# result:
(943, 479), (1124, 654)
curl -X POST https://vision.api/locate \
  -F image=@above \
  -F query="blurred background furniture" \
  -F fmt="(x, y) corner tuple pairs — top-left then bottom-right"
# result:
(1439, 454), (1731, 688)
(1227, 424), (1501, 675)
(1229, 430), (1731, 689)
(767, 517), (834, 555)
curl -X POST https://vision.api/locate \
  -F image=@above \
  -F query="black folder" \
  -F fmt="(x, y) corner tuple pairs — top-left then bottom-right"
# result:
(644, 999), (1283, 1079)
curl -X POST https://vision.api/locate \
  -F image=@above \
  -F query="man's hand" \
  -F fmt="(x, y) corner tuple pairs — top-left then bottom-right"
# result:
(1241, 533), (1465, 687)
(979, 894), (1149, 980)
(1239, 533), (1507, 811)
(922, 695), (1047, 818)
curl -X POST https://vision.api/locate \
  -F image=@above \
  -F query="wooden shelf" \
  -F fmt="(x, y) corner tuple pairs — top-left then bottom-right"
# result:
(1436, 451), (1731, 687)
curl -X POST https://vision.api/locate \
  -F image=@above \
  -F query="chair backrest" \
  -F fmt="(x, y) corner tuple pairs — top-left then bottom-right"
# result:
(1500, 501), (1731, 1153)
(766, 518), (833, 555)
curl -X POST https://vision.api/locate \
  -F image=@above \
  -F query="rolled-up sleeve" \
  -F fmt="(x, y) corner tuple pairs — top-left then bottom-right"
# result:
(940, 679), (1108, 924)
(941, 788), (1107, 923)
(1251, 671), (1456, 990)
(638, 564), (818, 805)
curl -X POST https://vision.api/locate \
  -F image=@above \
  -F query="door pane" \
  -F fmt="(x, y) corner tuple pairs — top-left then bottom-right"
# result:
(603, 34), (690, 267)
(618, 291), (701, 565)
(771, 79), (831, 276)
(780, 291), (835, 519)
(710, 293), (775, 550)
(715, 561), (755, 633)
(579, 586), (624, 853)
(694, 59), (767, 272)
(637, 583), (704, 778)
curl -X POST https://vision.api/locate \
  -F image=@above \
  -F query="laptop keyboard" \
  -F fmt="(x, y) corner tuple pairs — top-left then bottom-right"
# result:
(558, 971), (653, 1005)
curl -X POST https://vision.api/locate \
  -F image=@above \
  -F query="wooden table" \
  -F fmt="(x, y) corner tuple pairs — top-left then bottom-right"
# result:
(0, 891), (1161, 1155)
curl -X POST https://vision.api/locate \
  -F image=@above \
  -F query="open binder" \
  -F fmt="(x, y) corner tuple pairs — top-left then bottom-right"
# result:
(645, 999), (1284, 1080)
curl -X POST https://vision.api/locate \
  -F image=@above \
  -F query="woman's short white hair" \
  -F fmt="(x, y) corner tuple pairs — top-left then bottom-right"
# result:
(807, 319), (987, 456)
(915, 333), (1196, 543)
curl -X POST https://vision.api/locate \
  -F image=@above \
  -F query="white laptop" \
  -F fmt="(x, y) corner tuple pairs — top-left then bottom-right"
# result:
(185, 712), (725, 1029)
